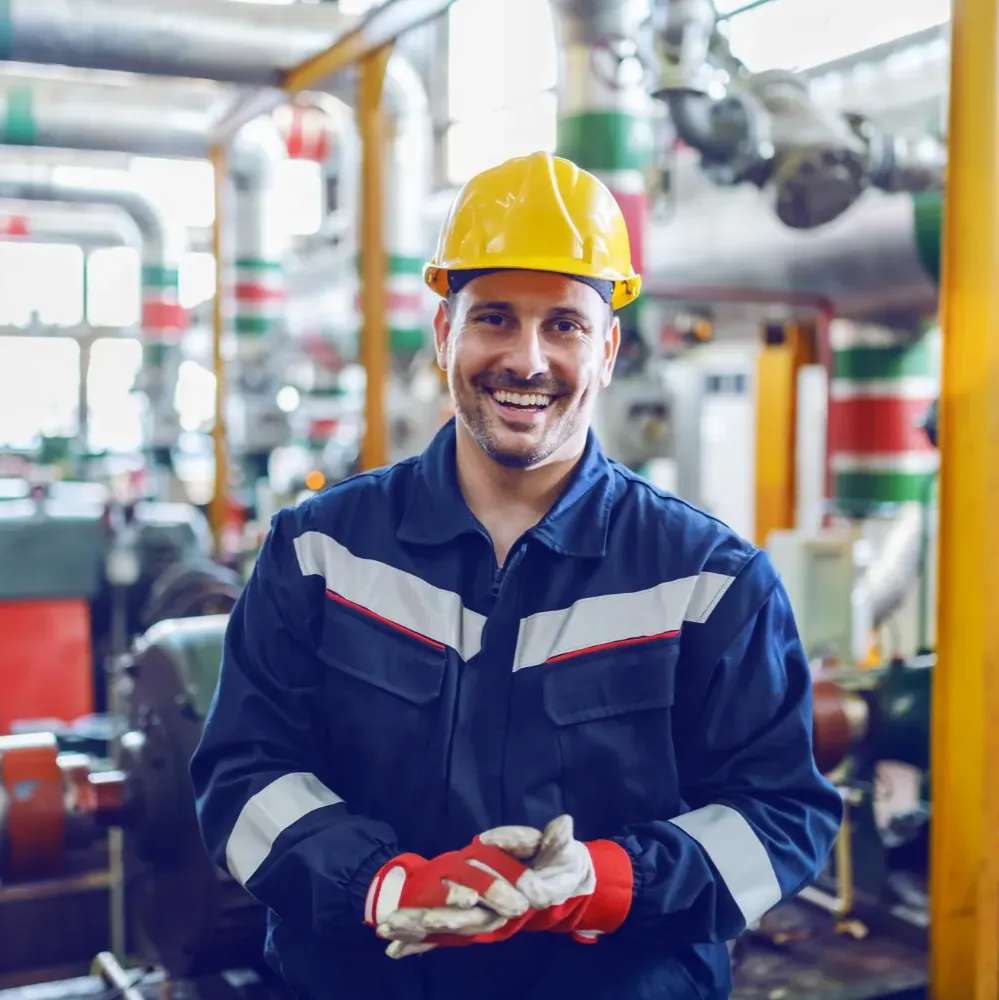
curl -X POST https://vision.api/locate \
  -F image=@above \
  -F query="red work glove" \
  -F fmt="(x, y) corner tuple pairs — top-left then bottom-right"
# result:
(364, 840), (533, 954)
(376, 818), (633, 957)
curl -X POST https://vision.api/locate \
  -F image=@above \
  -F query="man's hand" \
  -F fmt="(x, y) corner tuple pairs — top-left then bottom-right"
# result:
(378, 816), (633, 956)
(480, 814), (595, 911)
(366, 840), (533, 957)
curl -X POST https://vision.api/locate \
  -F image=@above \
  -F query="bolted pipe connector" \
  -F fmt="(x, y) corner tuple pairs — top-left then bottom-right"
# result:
(650, 0), (718, 96)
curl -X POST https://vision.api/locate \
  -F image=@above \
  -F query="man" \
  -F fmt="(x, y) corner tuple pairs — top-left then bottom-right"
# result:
(191, 151), (842, 1000)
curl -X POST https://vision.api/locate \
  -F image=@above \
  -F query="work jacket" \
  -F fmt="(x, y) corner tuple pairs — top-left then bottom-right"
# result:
(191, 418), (842, 1000)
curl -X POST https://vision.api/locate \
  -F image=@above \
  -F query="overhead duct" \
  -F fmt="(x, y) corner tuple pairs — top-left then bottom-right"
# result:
(0, 170), (184, 467)
(648, 0), (943, 228)
(0, 201), (141, 250)
(644, 157), (941, 326)
(0, 74), (291, 467)
(0, 0), (356, 84)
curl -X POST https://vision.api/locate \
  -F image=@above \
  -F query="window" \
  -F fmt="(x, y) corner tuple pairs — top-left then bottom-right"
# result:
(719, 0), (951, 72)
(180, 252), (217, 310)
(0, 243), (84, 327)
(130, 157), (215, 229)
(88, 246), (141, 327)
(0, 336), (80, 448)
(277, 160), (324, 237)
(87, 338), (143, 453)
(445, 0), (558, 184)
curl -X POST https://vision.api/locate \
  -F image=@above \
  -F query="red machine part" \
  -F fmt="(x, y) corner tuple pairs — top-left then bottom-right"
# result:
(0, 733), (65, 879)
(812, 678), (871, 774)
(0, 599), (94, 735)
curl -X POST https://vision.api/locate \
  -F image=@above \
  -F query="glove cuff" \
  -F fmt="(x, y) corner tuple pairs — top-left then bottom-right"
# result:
(572, 839), (634, 935)
(364, 853), (425, 926)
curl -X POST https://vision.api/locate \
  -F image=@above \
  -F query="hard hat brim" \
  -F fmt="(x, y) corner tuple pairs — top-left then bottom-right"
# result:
(424, 260), (641, 311)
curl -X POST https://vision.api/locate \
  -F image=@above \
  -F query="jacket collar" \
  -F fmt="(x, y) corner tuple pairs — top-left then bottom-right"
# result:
(397, 418), (614, 558)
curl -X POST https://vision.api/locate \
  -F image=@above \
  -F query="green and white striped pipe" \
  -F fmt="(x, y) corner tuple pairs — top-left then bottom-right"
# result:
(556, 14), (653, 333)
(234, 258), (285, 339)
(828, 321), (939, 510)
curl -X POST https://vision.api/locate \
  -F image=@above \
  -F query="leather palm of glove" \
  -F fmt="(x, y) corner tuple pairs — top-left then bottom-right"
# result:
(377, 816), (633, 958)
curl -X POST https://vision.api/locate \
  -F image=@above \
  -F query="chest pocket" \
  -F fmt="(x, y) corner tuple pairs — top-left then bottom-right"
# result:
(317, 597), (447, 813)
(542, 639), (680, 839)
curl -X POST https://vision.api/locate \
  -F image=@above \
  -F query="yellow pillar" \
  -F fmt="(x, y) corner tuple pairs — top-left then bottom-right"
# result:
(358, 46), (392, 471)
(753, 322), (814, 546)
(928, 0), (999, 995)
(208, 144), (229, 557)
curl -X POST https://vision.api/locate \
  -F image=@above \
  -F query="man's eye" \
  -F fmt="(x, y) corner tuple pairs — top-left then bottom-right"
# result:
(553, 320), (579, 333)
(475, 314), (505, 326)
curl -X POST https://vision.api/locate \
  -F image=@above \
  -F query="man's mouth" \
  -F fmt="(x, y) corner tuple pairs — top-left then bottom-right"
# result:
(486, 388), (555, 412)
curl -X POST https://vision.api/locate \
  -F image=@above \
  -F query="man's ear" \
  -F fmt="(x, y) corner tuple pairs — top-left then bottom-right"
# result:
(600, 314), (621, 388)
(433, 300), (451, 372)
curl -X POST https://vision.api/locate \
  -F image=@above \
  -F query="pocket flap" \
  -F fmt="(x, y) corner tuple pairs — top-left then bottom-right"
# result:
(319, 597), (446, 705)
(543, 643), (679, 725)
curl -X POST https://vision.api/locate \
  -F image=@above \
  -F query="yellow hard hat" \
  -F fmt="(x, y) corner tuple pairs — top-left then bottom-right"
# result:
(424, 151), (641, 311)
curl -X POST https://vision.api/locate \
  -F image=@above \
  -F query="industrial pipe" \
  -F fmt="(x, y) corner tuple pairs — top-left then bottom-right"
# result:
(0, 202), (141, 250)
(0, 169), (185, 464)
(0, 0), (356, 84)
(0, 75), (292, 469)
(0, 1), (434, 467)
(644, 156), (940, 325)
(552, 0), (652, 339)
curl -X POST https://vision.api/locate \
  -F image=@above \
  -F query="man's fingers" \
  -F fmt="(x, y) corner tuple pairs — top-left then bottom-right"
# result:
(478, 825), (543, 859)
(377, 908), (433, 942)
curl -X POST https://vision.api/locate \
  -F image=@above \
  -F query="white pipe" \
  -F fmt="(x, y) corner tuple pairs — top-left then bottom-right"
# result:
(0, 201), (141, 249)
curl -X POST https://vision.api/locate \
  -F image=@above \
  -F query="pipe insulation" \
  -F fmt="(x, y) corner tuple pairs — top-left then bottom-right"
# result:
(0, 171), (183, 453)
(0, 202), (141, 249)
(0, 0), (356, 85)
(645, 157), (942, 323)
(552, 0), (653, 336)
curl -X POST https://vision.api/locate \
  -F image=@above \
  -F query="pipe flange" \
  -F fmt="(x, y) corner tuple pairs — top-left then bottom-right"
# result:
(773, 146), (868, 229)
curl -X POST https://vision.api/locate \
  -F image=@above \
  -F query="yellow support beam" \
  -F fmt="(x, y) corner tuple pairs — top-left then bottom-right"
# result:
(208, 144), (229, 557)
(753, 322), (815, 547)
(357, 46), (392, 471)
(928, 0), (999, 994)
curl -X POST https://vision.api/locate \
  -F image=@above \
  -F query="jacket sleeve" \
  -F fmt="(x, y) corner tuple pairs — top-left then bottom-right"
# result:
(189, 508), (400, 938)
(611, 549), (843, 943)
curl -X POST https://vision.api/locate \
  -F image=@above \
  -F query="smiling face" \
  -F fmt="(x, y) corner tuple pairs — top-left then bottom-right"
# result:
(434, 270), (620, 469)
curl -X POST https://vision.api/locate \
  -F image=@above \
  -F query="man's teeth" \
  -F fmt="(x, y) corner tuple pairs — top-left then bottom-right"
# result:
(491, 389), (552, 408)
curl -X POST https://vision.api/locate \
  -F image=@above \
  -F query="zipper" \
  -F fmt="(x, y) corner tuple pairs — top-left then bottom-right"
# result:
(490, 542), (527, 598)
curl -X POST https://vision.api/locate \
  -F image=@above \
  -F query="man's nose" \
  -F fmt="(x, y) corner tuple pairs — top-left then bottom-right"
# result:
(502, 325), (548, 380)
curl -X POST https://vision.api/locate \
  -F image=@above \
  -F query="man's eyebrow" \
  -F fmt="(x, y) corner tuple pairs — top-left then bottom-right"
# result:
(467, 300), (514, 312)
(549, 306), (589, 322)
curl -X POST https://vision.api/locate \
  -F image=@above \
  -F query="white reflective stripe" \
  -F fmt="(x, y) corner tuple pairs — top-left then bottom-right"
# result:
(294, 530), (486, 661)
(225, 772), (343, 886)
(512, 572), (735, 671)
(686, 571), (736, 624)
(668, 803), (783, 925)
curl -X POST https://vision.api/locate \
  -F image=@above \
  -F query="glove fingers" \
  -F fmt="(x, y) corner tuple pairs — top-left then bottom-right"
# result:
(419, 906), (508, 935)
(386, 940), (438, 959)
(478, 825), (543, 859)
(533, 814), (574, 868)
(377, 908), (436, 942)
(441, 880), (482, 909)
